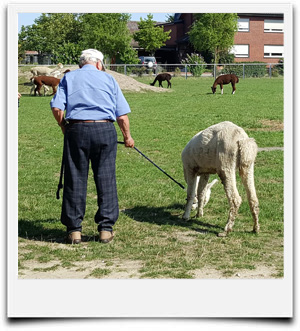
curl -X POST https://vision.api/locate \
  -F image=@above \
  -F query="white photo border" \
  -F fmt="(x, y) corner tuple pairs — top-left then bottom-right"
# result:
(8, 2), (293, 318)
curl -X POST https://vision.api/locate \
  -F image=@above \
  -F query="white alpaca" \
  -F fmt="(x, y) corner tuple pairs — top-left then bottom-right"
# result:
(181, 121), (259, 237)
(30, 63), (63, 78)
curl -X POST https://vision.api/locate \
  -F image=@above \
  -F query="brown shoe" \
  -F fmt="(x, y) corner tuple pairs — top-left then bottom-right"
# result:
(99, 231), (114, 243)
(66, 231), (82, 244)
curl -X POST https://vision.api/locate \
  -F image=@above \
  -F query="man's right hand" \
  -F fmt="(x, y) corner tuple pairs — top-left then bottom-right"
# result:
(124, 137), (134, 148)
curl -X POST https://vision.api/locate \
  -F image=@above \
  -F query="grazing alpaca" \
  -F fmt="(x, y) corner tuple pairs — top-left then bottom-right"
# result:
(31, 76), (60, 96)
(150, 73), (172, 88)
(211, 74), (239, 94)
(181, 121), (259, 237)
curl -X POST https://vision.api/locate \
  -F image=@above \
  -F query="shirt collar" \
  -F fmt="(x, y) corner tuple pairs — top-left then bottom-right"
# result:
(81, 64), (98, 71)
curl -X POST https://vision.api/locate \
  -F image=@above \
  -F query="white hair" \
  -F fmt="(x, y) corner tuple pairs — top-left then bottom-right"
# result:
(79, 48), (104, 68)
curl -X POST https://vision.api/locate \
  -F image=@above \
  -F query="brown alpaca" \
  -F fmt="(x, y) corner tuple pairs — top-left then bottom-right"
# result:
(150, 73), (172, 88)
(211, 74), (239, 94)
(32, 76), (60, 96)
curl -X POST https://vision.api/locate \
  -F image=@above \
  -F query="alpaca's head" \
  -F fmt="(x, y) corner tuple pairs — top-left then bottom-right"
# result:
(211, 86), (216, 94)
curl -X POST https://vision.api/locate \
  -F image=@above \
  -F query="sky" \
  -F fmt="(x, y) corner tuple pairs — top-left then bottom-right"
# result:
(18, 13), (172, 32)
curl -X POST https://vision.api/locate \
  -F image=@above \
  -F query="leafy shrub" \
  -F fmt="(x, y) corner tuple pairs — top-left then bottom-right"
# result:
(174, 67), (182, 77)
(219, 52), (235, 64)
(181, 53), (206, 77)
(131, 66), (147, 77)
(219, 62), (267, 78)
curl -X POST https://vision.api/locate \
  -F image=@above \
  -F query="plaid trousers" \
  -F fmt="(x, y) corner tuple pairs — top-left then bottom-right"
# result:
(61, 122), (119, 234)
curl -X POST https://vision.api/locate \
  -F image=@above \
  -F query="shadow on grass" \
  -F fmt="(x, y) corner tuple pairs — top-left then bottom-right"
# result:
(123, 204), (223, 235)
(18, 203), (224, 243)
(18, 219), (66, 244)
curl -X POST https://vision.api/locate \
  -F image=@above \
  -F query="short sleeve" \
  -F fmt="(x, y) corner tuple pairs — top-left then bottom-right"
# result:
(50, 76), (67, 111)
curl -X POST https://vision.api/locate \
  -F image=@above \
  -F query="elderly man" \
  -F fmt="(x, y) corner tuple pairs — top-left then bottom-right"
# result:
(50, 49), (134, 244)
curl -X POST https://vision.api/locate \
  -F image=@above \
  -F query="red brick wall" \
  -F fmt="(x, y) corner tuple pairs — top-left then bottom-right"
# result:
(234, 16), (283, 63)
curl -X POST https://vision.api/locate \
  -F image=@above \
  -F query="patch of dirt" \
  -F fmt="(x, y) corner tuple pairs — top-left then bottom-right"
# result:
(248, 119), (284, 132)
(260, 119), (283, 131)
(18, 239), (279, 279)
(171, 230), (199, 243)
(258, 147), (283, 152)
(19, 257), (279, 279)
(192, 265), (279, 279)
(19, 257), (143, 279)
(106, 69), (171, 93)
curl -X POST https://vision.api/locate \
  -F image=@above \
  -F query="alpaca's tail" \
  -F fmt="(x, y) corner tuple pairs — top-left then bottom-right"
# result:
(203, 179), (218, 207)
(236, 76), (239, 83)
(237, 138), (257, 169)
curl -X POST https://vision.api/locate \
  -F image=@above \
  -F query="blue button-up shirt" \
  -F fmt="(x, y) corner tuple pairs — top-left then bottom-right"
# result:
(50, 64), (131, 121)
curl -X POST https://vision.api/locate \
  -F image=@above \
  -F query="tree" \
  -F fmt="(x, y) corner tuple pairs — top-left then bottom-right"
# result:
(188, 13), (238, 64)
(79, 13), (138, 64)
(18, 14), (81, 55)
(133, 14), (171, 56)
(165, 14), (175, 23)
(18, 13), (138, 65)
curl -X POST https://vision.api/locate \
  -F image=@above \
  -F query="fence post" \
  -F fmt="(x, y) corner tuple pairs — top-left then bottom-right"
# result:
(269, 64), (272, 78)
(124, 65), (127, 76)
(214, 64), (216, 78)
(185, 65), (187, 79)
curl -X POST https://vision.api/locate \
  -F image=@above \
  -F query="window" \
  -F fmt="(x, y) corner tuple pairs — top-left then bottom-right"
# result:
(230, 45), (249, 58)
(238, 18), (249, 32)
(264, 19), (284, 32)
(264, 45), (284, 58)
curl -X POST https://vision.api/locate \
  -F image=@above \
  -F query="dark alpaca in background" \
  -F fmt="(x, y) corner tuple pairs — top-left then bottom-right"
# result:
(211, 74), (239, 94)
(150, 73), (172, 88)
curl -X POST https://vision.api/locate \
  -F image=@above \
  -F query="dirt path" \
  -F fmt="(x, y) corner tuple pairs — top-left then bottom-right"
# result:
(18, 240), (279, 279)
(258, 147), (283, 152)
(19, 257), (278, 279)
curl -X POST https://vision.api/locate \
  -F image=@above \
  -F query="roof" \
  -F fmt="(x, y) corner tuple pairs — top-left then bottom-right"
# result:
(237, 13), (284, 18)
(127, 21), (139, 33)
(25, 51), (38, 55)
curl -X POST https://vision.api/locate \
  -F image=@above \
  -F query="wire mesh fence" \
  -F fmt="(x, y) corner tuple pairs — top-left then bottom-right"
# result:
(105, 63), (284, 79)
(19, 62), (284, 79)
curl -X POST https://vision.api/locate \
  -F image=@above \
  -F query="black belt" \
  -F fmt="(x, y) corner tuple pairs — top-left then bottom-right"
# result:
(67, 120), (113, 124)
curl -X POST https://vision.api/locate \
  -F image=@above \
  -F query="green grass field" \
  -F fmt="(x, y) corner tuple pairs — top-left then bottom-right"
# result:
(18, 75), (284, 278)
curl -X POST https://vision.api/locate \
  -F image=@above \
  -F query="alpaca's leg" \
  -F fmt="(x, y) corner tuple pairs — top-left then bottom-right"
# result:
(43, 85), (50, 96)
(232, 82), (236, 94)
(220, 84), (224, 95)
(196, 174), (210, 217)
(218, 171), (242, 237)
(30, 85), (35, 95)
(183, 168), (198, 220)
(35, 84), (42, 96)
(51, 85), (57, 95)
(192, 176), (200, 210)
(240, 163), (260, 233)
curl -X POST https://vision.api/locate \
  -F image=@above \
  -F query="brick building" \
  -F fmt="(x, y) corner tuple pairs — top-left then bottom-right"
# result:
(155, 13), (284, 64)
(233, 13), (284, 63)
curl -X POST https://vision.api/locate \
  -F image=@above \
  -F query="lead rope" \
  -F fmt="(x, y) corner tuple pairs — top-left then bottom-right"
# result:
(117, 141), (185, 190)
